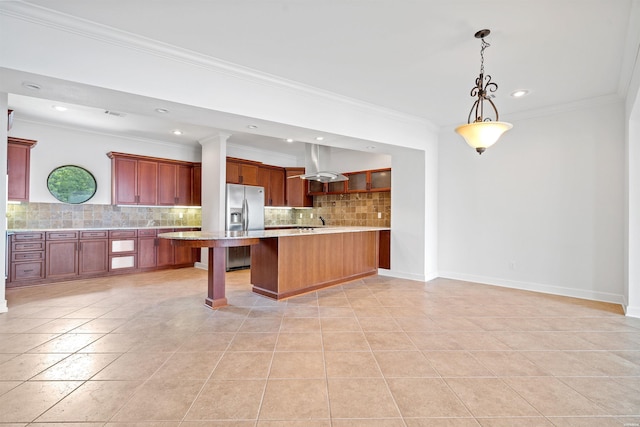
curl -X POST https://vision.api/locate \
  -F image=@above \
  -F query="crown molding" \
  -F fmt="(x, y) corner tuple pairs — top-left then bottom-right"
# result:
(11, 116), (201, 151)
(1, 1), (436, 130)
(441, 93), (624, 130)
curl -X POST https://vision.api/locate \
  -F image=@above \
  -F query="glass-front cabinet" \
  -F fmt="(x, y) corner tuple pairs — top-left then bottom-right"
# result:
(346, 168), (391, 193)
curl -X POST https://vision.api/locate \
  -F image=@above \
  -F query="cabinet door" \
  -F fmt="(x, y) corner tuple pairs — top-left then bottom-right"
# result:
(307, 180), (326, 195)
(327, 180), (347, 194)
(257, 167), (271, 205)
(269, 169), (285, 206)
(370, 169), (391, 191)
(157, 162), (177, 205)
(137, 160), (158, 205)
(176, 164), (193, 205)
(138, 236), (157, 269)
(156, 229), (175, 266)
(226, 161), (241, 184)
(192, 165), (201, 206)
(240, 164), (259, 185)
(285, 168), (313, 207)
(46, 240), (78, 279)
(347, 172), (368, 192)
(7, 142), (30, 202)
(113, 157), (138, 204)
(79, 239), (108, 275)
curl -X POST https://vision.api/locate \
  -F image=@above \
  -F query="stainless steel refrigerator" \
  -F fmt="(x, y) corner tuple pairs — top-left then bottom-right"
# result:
(225, 183), (265, 270)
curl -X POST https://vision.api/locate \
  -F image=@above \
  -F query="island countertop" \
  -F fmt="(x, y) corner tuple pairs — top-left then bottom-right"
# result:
(157, 226), (389, 241)
(158, 226), (387, 308)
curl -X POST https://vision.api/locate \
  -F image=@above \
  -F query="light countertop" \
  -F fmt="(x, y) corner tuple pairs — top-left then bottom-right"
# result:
(158, 226), (389, 241)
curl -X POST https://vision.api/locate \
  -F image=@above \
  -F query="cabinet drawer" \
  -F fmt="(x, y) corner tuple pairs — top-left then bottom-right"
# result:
(109, 239), (136, 254)
(12, 251), (45, 262)
(80, 230), (108, 239)
(11, 261), (45, 281)
(12, 241), (46, 252)
(109, 255), (136, 271)
(47, 231), (79, 240)
(138, 229), (157, 237)
(109, 229), (137, 238)
(12, 232), (45, 241)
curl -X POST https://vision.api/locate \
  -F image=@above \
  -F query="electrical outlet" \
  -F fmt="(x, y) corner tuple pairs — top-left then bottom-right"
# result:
(377, 212), (382, 219)
(299, 213), (302, 218)
(179, 212), (183, 219)
(310, 213), (314, 218)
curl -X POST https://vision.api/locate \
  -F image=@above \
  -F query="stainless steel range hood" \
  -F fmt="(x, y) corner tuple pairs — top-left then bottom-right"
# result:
(299, 144), (348, 183)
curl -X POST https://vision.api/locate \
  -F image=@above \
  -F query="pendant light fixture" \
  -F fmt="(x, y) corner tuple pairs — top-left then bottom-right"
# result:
(455, 29), (512, 155)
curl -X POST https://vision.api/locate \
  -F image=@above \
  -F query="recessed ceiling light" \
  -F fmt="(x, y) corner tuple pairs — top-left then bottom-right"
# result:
(52, 105), (68, 112)
(22, 82), (41, 90)
(511, 89), (530, 98)
(285, 138), (294, 143)
(172, 130), (183, 135)
(247, 125), (258, 129)
(315, 136), (324, 141)
(155, 108), (169, 114)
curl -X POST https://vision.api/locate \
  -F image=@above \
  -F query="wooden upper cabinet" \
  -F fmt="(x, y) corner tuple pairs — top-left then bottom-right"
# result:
(192, 164), (202, 206)
(136, 160), (159, 205)
(158, 162), (193, 206)
(7, 137), (37, 202)
(110, 155), (158, 205)
(258, 166), (285, 206)
(346, 168), (391, 193)
(108, 152), (198, 206)
(285, 168), (313, 207)
(226, 158), (259, 185)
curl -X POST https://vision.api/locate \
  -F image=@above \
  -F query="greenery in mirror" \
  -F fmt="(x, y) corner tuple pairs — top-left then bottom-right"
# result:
(47, 165), (97, 204)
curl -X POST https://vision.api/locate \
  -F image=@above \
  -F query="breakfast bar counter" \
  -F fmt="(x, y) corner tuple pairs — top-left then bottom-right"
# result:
(159, 227), (387, 308)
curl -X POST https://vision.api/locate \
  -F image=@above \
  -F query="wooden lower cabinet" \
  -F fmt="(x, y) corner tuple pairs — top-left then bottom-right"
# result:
(79, 231), (109, 276)
(45, 231), (80, 280)
(8, 232), (45, 287)
(7, 227), (200, 288)
(251, 231), (379, 300)
(137, 229), (158, 269)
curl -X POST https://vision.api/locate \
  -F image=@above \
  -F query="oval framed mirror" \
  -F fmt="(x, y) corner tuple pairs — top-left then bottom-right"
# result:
(47, 165), (97, 204)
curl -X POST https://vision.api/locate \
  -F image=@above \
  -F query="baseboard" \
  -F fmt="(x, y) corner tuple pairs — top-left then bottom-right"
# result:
(378, 268), (426, 282)
(624, 305), (640, 318)
(0, 299), (7, 313)
(194, 261), (207, 271)
(438, 271), (625, 306)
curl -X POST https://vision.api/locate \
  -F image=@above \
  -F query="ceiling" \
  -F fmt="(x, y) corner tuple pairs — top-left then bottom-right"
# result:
(2, 0), (636, 154)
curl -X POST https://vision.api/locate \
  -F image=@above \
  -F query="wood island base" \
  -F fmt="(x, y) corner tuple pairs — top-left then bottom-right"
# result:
(250, 231), (379, 300)
(162, 228), (384, 309)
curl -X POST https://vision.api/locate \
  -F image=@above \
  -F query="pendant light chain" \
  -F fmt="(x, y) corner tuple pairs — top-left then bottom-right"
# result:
(479, 38), (490, 76)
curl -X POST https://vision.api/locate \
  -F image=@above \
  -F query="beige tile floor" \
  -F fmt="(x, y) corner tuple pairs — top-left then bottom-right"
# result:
(0, 268), (639, 426)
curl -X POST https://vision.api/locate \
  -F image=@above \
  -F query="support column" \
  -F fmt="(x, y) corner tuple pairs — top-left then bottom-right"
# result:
(1, 93), (9, 313)
(626, 115), (640, 318)
(197, 132), (231, 268)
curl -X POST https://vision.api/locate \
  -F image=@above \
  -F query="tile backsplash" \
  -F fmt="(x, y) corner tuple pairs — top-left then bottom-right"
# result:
(265, 192), (390, 228)
(7, 203), (202, 230)
(8, 192), (390, 230)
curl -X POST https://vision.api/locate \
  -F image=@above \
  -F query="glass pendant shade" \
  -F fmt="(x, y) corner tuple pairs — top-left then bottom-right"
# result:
(455, 121), (513, 154)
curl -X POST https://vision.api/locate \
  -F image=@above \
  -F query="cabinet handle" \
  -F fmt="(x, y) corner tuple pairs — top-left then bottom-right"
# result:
(154, 238), (159, 246)
(135, 195), (140, 203)
(23, 269), (34, 273)
(79, 242), (82, 251)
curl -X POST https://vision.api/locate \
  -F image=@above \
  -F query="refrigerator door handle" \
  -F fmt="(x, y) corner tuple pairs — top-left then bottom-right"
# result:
(242, 198), (249, 231)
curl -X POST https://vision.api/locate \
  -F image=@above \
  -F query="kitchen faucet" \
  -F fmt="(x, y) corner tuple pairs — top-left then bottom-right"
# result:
(319, 216), (325, 226)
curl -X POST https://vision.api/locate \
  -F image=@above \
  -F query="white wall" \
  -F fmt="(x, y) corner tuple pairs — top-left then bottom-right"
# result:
(438, 101), (625, 304)
(0, 93), (8, 313)
(8, 120), (201, 204)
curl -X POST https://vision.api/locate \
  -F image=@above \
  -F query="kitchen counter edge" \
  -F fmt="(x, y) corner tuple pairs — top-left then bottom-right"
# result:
(158, 226), (390, 241)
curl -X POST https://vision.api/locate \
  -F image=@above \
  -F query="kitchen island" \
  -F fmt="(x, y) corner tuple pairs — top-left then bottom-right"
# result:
(159, 227), (388, 308)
